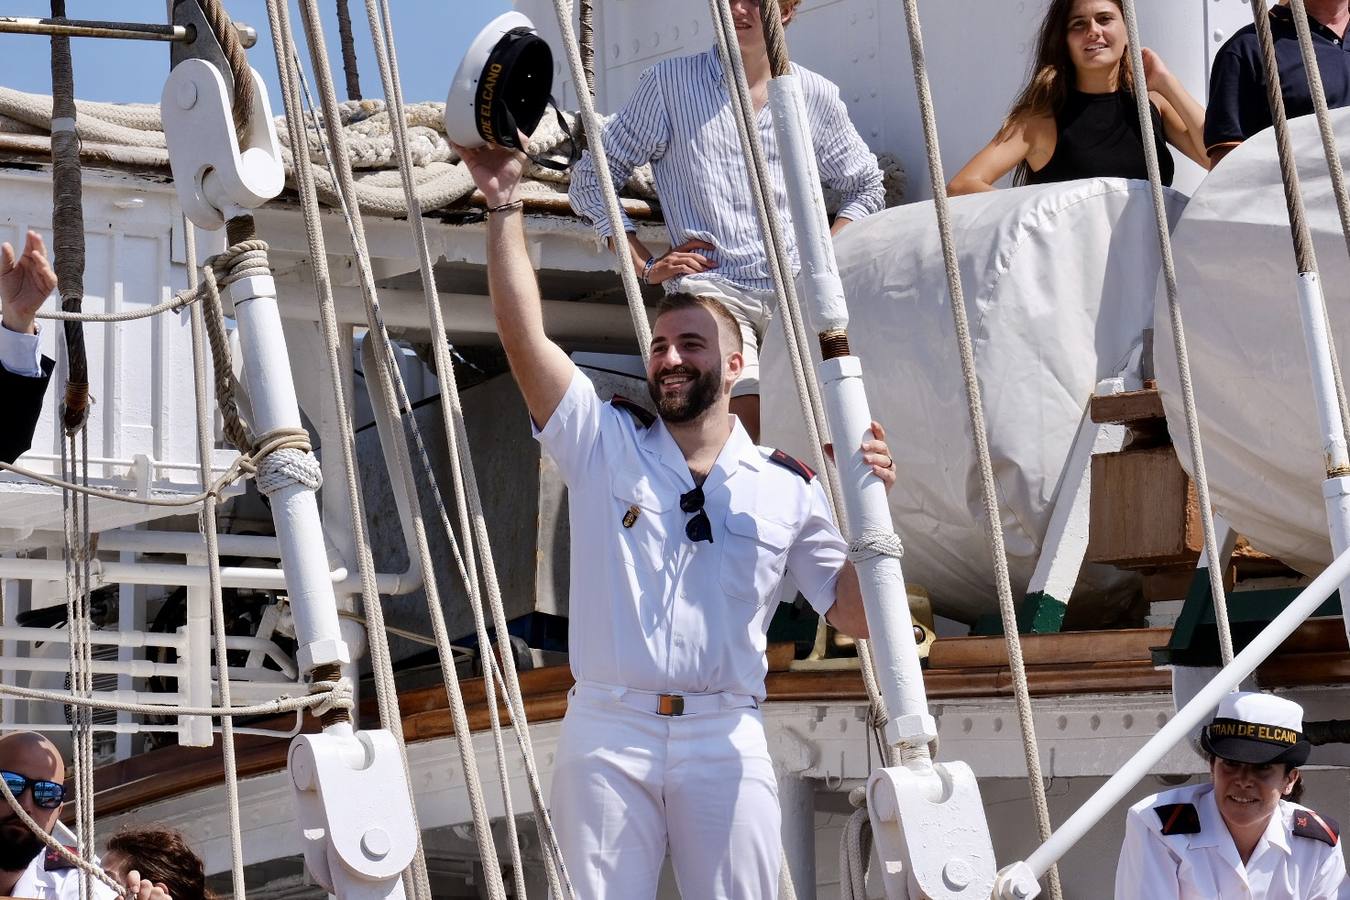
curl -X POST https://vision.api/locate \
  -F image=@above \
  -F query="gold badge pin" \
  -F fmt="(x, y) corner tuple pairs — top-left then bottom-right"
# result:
(622, 504), (640, 528)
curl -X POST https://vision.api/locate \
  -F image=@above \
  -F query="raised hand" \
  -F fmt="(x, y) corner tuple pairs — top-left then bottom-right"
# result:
(452, 139), (529, 207)
(0, 230), (56, 336)
(1140, 47), (1171, 92)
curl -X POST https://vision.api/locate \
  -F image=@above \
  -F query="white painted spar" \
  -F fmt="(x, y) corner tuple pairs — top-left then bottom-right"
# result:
(768, 74), (848, 331)
(994, 542), (1350, 899)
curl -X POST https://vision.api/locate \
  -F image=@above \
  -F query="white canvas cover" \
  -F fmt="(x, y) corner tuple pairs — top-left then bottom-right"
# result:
(761, 178), (1184, 621)
(1155, 109), (1350, 575)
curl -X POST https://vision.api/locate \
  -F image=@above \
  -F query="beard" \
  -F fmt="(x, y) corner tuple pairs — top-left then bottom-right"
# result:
(648, 364), (722, 424)
(0, 818), (44, 872)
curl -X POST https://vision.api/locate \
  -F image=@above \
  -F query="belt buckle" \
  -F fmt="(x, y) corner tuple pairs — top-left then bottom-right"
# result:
(656, 694), (685, 716)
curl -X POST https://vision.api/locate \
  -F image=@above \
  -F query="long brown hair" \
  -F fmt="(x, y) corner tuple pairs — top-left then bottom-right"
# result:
(997, 0), (1135, 183)
(104, 827), (217, 900)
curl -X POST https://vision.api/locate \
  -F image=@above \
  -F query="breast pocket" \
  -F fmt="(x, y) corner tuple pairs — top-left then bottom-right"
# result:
(720, 507), (794, 607)
(611, 468), (671, 572)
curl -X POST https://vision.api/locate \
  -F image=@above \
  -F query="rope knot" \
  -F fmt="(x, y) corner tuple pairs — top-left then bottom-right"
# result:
(310, 677), (355, 718)
(210, 239), (272, 288)
(252, 427), (322, 497)
(846, 528), (904, 563)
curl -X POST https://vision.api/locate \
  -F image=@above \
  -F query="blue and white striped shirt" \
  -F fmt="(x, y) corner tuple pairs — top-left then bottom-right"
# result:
(569, 48), (885, 294)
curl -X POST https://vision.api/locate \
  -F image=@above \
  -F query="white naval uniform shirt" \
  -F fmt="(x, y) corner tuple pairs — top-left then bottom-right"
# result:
(1115, 783), (1348, 899)
(10, 849), (118, 899)
(534, 367), (846, 700)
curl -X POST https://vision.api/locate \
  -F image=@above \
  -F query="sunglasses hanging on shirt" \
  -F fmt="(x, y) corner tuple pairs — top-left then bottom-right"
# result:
(680, 485), (713, 544)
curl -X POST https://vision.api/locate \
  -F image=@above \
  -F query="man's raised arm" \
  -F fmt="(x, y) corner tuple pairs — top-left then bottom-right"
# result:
(456, 142), (575, 428)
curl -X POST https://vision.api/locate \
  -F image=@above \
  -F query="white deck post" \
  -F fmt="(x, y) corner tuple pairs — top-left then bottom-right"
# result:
(768, 73), (996, 900)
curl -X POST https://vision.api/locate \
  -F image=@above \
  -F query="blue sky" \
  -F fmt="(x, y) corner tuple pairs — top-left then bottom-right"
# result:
(2, 2), (511, 105)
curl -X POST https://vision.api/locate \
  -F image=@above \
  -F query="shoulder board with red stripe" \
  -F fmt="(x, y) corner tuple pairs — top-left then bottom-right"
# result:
(611, 395), (655, 429)
(45, 845), (78, 871)
(1153, 802), (1201, 835)
(1292, 808), (1340, 846)
(768, 449), (815, 483)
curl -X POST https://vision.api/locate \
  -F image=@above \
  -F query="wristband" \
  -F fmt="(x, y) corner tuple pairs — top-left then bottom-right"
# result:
(641, 255), (657, 284)
(487, 199), (524, 215)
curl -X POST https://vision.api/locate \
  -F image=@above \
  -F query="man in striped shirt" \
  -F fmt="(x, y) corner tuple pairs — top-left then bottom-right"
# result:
(569, 0), (885, 441)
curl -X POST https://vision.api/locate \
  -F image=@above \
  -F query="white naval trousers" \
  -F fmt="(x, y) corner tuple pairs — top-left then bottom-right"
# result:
(551, 683), (782, 899)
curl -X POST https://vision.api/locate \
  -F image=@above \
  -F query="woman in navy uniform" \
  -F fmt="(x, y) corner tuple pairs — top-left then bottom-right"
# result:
(1115, 691), (1346, 898)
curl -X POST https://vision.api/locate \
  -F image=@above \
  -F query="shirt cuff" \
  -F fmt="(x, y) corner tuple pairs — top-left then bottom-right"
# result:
(0, 321), (42, 378)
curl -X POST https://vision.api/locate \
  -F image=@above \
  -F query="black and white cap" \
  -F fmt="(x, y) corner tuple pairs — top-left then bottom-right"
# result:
(1201, 691), (1311, 766)
(445, 12), (554, 151)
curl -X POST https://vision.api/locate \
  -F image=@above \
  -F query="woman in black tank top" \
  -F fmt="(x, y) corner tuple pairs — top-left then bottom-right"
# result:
(948, 0), (1209, 196)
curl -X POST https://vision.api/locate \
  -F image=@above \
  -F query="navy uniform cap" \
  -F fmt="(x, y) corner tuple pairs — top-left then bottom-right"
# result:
(1200, 691), (1311, 767)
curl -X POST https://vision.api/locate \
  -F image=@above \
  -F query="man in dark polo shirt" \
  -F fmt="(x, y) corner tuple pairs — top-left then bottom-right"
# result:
(1206, 0), (1350, 165)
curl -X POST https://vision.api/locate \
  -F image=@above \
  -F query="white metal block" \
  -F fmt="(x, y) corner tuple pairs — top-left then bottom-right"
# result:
(161, 60), (284, 229)
(289, 729), (417, 898)
(868, 762), (996, 900)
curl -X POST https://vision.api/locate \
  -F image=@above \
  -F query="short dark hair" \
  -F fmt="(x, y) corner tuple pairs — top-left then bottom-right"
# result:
(104, 827), (215, 900)
(654, 293), (744, 356)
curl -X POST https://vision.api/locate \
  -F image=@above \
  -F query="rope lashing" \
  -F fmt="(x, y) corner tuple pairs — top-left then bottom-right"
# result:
(846, 529), (905, 563)
(37, 286), (199, 321)
(264, 1), (435, 894)
(253, 428), (324, 496)
(1119, 2), (1238, 670)
(50, 0), (89, 436)
(897, 1), (1062, 896)
(579, 0), (598, 98)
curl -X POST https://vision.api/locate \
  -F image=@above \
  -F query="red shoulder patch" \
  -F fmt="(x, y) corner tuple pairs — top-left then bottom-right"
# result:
(45, 845), (78, 871)
(768, 449), (815, 483)
(1293, 809), (1340, 847)
(1153, 803), (1201, 835)
(611, 395), (655, 428)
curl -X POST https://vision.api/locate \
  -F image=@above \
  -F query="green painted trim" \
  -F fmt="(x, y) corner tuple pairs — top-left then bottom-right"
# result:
(1153, 567), (1341, 667)
(1019, 591), (1068, 633)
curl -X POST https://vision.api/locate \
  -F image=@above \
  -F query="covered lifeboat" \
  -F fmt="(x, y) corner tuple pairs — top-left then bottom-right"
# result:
(760, 177), (1184, 623)
(1155, 108), (1350, 576)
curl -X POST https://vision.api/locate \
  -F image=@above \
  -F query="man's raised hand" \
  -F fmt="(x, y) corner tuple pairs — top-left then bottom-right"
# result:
(0, 230), (56, 336)
(452, 139), (529, 207)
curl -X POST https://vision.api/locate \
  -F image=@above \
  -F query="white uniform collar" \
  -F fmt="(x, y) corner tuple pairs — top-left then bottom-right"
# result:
(639, 413), (763, 490)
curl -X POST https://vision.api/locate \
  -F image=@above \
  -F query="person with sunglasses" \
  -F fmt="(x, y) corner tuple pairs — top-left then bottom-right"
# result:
(457, 139), (894, 900)
(0, 731), (118, 899)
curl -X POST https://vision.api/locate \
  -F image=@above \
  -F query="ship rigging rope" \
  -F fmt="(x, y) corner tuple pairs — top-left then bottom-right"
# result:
(708, 0), (855, 680)
(551, 0), (653, 364)
(0, 773), (129, 898)
(185, 214), (247, 900)
(579, 0), (598, 98)
(264, 1), (435, 895)
(362, 0), (574, 894)
(894, 1), (1064, 897)
(290, 0), (552, 893)
(0, 676), (352, 718)
(1246, 0), (1350, 465)
(1120, 0), (1233, 670)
